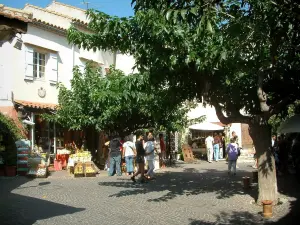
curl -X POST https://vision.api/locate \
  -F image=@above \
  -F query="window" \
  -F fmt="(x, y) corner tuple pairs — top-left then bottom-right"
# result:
(25, 46), (58, 83)
(33, 52), (46, 79)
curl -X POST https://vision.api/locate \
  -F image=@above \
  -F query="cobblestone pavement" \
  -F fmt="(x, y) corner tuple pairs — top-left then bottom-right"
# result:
(0, 161), (299, 225)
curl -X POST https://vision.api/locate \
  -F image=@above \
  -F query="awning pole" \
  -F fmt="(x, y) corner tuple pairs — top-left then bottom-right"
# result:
(31, 112), (35, 151)
(54, 122), (57, 154)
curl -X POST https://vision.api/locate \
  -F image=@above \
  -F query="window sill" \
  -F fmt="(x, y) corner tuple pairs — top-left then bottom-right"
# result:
(33, 78), (46, 82)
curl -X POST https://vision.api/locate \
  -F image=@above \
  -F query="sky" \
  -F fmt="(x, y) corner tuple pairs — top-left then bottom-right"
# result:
(0, 0), (135, 17)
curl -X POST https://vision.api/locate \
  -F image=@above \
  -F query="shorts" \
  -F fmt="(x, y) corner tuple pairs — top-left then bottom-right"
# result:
(136, 155), (145, 164)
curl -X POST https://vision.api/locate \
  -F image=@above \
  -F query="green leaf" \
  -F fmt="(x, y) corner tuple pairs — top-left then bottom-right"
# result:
(166, 10), (172, 21)
(221, 51), (227, 60)
(190, 7), (198, 16)
(180, 9), (187, 20)
(207, 20), (213, 33)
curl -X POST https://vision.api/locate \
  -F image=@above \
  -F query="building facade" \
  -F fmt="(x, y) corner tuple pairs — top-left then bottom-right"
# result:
(0, 1), (116, 152)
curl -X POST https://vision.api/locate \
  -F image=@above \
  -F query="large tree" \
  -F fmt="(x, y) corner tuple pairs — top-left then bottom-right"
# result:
(48, 65), (194, 136)
(68, 0), (300, 203)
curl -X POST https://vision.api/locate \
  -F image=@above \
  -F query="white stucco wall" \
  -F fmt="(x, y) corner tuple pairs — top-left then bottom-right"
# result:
(0, 54), (13, 107)
(45, 2), (89, 23)
(0, 22), (115, 105)
(230, 123), (242, 146)
(24, 5), (72, 30)
(115, 54), (138, 75)
(187, 103), (220, 122)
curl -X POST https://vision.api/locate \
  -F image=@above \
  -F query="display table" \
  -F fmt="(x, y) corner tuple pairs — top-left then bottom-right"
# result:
(67, 151), (97, 177)
(56, 154), (70, 168)
(56, 149), (71, 169)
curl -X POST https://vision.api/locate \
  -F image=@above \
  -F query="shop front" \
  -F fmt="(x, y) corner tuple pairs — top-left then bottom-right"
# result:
(188, 122), (226, 158)
(14, 100), (100, 177)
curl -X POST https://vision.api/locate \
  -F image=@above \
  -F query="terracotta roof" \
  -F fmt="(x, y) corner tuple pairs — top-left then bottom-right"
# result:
(72, 18), (89, 26)
(0, 4), (32, 23)
(49, 1), (87, 13)
(14, 100), (57, 110)
(25, 4), (88, 25)
(32, 18), (67, 32)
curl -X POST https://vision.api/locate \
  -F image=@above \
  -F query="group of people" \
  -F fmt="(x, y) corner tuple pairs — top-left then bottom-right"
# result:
(205, 132), (227, 163)
(205, 131), (240, 175)
(106, 132), (166, 183)
(270, 133), (300, 176)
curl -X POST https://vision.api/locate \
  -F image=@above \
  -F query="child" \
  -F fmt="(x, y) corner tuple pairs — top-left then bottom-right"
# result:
(226, 137), (239, 175)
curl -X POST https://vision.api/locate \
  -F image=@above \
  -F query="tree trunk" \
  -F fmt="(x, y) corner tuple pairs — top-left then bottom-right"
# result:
(249, 123), (278, 205)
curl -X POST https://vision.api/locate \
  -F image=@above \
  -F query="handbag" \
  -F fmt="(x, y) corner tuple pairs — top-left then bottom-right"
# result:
(237, 147), (241, 157)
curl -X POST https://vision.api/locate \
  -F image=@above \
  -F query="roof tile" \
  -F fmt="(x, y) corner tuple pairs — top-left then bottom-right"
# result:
(14, 100), (57, 110)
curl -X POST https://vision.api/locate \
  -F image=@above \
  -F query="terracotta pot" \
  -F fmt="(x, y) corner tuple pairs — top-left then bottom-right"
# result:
(262, 200), (273, 218)
(5, 166), (16, 177)
(243, 176), (250, 189)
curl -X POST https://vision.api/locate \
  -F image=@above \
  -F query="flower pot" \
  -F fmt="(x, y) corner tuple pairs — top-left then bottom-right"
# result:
(262, 200), (273, 218)
(243, 176), (250, 189)
(5, 166), (16, 177)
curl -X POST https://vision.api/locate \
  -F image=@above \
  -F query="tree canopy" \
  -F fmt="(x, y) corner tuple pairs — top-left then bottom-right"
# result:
(67, 0), (300, 203)
(47, 65), (198, 136)
(68, 0), (300, 125)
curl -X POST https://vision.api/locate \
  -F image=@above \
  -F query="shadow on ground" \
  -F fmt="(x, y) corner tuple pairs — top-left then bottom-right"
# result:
(99, 166), (258, 202)
(0, 177), (85, 225)
(99, 164), (300, 225)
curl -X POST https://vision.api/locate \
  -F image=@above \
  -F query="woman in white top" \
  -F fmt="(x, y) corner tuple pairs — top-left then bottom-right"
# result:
(122, 137), (136, 176)
(145, 133), (157, 179)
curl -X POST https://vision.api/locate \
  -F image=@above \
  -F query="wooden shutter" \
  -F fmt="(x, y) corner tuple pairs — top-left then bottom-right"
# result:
(48, 53), (58, 84)
(24, 46), (34, 81)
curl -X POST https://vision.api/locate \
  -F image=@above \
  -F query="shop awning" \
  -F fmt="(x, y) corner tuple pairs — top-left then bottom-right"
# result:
(278, 114), (300, 134)
(189, 122), (224, 131)
(14, 100), (57, 110)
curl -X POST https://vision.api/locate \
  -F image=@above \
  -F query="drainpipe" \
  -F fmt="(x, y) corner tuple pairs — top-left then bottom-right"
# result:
(54, 123), (56, 155)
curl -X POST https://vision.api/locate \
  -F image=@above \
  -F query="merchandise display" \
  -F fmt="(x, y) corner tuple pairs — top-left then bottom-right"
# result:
(16, 139), (31, 175)
(27, 153), (48, 178)
(84, 162), (97, 177)
(74, 162), (84, 177)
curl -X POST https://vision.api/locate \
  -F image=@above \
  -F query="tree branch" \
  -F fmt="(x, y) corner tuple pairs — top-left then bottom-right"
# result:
(213, 101), (251, 125)
(269, 96), (295, 116)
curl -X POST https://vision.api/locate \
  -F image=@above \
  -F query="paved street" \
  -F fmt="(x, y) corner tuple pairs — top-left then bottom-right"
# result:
(0, 161), (299, 225)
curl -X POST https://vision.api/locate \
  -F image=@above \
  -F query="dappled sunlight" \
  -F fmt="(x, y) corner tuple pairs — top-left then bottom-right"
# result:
(99, 166), (258, 202)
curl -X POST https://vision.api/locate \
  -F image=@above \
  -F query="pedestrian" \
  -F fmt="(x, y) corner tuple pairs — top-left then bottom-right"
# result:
(219, 133), (224, 159)
(108, 133), (122, 176)
(252, 145), (258, 169)
(271, 134), (279, 172)
(145, 133), (157, 179)
(226, 137), (239, 175)
(131, 133), (146, 183)
(205, 134), (214, 163)
(122, 137), (136, 176)
(213, 133), (220, 162)
(231, 131), (240, 168)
